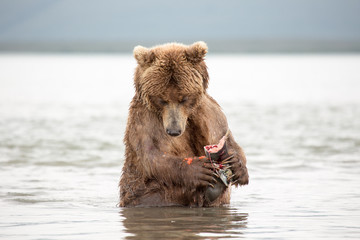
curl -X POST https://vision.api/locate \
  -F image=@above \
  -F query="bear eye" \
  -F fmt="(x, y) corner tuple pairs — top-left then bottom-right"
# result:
(159, 98), (168, 106)
(179, 96), (188, 104)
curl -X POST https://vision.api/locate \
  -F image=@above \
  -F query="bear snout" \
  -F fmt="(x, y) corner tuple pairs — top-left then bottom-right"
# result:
(162, 105), (187, 137)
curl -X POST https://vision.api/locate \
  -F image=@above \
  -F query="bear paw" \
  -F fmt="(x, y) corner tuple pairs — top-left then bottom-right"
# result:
(181, 156), (217, 189)
(223, 157), (249, 186)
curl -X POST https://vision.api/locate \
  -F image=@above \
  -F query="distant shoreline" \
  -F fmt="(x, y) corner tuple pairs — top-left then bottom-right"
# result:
(1, 39), (360, 53)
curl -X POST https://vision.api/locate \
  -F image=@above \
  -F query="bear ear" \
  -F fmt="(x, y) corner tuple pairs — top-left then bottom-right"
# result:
(133, 45), (155, 66)
(185, 41), (208, 64)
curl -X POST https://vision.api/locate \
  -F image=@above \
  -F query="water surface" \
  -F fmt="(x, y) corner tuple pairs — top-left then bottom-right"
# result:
(0, 54), (359, 239)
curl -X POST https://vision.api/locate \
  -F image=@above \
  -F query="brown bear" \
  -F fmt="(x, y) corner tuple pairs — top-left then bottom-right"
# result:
(119, 41), (248, 207)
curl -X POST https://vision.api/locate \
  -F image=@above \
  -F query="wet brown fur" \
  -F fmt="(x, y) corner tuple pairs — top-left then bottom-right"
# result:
(119, 42), (248, 207)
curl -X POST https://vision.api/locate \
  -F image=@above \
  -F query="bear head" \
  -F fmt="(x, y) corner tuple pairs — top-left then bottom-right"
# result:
(133, 41), (209, 137)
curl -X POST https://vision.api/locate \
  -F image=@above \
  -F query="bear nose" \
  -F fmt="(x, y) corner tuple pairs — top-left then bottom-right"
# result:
(166, 128), (181, 137)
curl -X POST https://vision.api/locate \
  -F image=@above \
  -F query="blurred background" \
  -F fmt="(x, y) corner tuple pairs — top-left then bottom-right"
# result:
(1, 0), (360, 53)
(1, 1), (360, 240)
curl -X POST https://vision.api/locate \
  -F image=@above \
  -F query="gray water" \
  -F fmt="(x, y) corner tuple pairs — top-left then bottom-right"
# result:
(0, 54), (359, 239)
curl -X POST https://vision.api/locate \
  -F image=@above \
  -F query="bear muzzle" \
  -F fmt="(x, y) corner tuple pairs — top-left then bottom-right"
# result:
(162, 104), (187, 137)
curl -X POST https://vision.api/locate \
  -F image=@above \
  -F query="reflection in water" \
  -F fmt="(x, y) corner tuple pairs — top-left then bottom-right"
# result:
(120, 207), (248, 239)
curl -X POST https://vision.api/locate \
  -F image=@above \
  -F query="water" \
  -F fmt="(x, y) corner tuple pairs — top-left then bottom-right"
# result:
(0, 54), (360, 239)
